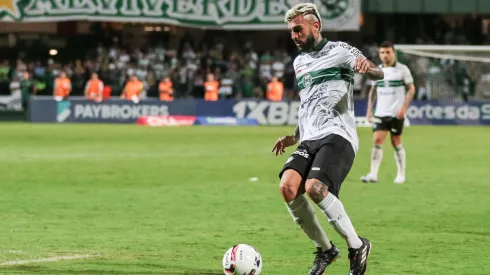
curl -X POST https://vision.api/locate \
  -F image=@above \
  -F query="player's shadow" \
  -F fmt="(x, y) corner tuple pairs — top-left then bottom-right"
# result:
(4, 264), (222, 274)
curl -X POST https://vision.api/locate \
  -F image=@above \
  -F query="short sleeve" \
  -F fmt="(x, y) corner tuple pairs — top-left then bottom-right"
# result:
(403, 65), (414, 85)
(336, 42), (365, 69)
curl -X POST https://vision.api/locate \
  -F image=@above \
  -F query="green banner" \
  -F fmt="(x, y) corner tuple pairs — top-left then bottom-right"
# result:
(0, 0), (360, 30)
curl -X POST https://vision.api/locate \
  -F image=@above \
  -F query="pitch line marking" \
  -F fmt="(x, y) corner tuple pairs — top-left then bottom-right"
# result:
(0, 254), (99, 266)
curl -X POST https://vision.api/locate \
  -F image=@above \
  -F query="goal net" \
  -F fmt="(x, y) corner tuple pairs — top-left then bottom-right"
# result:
(395, 45), (490, 102)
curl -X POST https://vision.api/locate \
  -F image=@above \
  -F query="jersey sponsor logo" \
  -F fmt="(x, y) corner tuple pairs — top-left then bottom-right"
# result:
(378, 90), (397, 95)
(300, 91), (326, 109)
(349, 48), (363, 58)
(338, 43), (362, 57)
(293, 149), (309, 159)
(311, 167), (320, 171)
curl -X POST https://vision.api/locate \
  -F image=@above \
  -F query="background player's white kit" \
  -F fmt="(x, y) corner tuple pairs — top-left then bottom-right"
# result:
(362, 42), (416, 184)
(372, 63), (414, 118)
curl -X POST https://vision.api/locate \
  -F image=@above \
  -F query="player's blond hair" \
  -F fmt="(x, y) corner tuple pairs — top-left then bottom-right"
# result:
(284, 3), (322, 31)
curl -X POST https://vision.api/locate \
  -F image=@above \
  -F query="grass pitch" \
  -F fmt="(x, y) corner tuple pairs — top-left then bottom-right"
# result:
(0, 123), (489, 275)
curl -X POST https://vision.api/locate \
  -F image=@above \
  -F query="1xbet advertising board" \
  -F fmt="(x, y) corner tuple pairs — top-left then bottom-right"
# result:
(29, 97), (490, 125)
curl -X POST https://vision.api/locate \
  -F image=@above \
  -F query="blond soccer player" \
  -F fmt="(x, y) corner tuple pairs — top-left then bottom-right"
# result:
(271, 3), (384, 275)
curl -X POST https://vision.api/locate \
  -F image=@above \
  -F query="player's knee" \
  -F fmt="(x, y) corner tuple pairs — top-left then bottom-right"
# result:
(305, 179), (329, 203)
(279, 174), (303, 202)
(373, 133), (385, 145)
(279, 181), (301, 202)
(374, 136), (384, 145)
(391, 136), (401, 147)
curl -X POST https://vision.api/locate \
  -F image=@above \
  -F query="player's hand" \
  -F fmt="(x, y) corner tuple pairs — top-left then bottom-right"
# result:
(271, 135), (297, 156)
(396, 107), (407, 119)
(354, 57), (370, 74)
(366, 111), (373, 123)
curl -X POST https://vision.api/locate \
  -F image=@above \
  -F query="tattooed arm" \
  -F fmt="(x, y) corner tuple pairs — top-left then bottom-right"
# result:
(354, 57), (384, 81)
(339, 43), (384, 81)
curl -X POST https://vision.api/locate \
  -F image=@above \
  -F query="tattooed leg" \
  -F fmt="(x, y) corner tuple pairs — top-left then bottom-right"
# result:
(306, 179), (363, 248)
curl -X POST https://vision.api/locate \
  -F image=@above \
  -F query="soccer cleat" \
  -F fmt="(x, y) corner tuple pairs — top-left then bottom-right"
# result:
(394, 176), (405, 184)
(348, 237), (371, 275)
(360, 174), (377, 183)
(309, 243), (340, 275)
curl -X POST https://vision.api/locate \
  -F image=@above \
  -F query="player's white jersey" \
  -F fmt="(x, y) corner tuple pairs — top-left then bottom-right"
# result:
(294, 39), (363, 153)
(372, 62), (413, 117)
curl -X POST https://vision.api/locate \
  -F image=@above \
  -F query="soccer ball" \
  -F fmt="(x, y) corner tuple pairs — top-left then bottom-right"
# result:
(222, 244), (262, 275)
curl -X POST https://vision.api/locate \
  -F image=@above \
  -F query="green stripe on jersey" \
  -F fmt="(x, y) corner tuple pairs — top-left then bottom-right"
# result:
(296, 67), (354, 90)
(375, 80), (405, 87)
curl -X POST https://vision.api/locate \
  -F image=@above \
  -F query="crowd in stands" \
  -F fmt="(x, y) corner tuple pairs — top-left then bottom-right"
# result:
(0, 37), (296, 108)
(1, 14), (489, 109)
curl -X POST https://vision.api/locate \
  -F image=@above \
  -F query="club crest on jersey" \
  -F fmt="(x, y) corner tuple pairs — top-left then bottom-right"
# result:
(303, 73), (313, 88)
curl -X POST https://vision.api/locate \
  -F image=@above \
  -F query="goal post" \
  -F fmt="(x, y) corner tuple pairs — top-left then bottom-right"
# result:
(394, 44), (490, 101)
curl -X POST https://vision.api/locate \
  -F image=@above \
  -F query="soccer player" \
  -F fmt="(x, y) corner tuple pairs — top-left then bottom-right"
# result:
(360, 41), (415, 184)
(271, 3), (384, 275)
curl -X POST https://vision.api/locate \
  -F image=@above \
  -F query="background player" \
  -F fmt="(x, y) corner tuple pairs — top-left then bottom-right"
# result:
(361, 41), (416, 184)
(272, 3), (384, 275)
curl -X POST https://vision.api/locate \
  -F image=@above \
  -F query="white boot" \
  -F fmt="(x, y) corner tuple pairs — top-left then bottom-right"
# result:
(394, 175), (405, 184)
(360, 174), (378, 183)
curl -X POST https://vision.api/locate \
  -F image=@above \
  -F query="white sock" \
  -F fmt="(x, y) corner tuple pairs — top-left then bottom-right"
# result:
(287, 195), (333, 251)
(317, 192), (363, 249)
(394, 144), (406, 178)
(370, 145), (383, 178)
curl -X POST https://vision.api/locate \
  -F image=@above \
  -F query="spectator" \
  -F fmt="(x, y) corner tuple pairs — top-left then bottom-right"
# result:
(272, 55), (285, 79)
(9, 75), (20, 95)
(0, 60), (10, 95)
(54, 71), (71, 102)
(204, 73), (219, 101)
(241, 76), (254, 98)
(15, 58), (27, 78)
(20, 71), (36, 111)
(33, 61), (46, 78)
(266, 76), (284, 101)
(121, 75), (143, 103)
(159, 77), (173, 101)
(219, 75), (233, 99)
(84, 72), (104, 102)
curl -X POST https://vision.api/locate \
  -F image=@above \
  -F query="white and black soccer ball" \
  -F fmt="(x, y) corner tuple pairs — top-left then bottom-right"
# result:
(222, 244), (262, 275)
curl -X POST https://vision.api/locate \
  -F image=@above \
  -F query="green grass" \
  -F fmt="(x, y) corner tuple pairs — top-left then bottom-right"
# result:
(0, 124), (489, 275)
